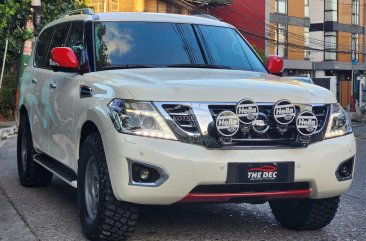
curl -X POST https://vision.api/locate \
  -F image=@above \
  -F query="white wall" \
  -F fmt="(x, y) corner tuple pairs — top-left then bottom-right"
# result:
(309, 31), (324, 61)
(309, 0), (324, 23)
(309, 0), (325, 62)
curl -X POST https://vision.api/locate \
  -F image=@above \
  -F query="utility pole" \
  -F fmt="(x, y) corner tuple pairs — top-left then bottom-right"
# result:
(0, 33), (8, 90)
(350, 50), (356, 112)
(276, 23), (279, 55)
(104, 0), (107, 12)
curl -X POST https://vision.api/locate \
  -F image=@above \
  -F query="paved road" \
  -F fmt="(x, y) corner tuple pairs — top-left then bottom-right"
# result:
(0, 133), (365, 241)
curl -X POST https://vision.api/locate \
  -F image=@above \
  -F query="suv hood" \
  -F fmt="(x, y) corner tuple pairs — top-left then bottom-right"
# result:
(89, 68), (336, 104)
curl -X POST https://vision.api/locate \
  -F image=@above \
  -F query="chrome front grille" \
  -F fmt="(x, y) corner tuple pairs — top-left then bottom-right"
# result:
(155, 102), (330, 149)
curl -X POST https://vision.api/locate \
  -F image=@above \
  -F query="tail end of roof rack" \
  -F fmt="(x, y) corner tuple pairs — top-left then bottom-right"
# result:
(57, 8), (99, 20)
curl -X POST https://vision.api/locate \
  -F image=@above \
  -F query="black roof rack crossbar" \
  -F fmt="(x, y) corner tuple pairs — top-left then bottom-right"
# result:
(57, 8), (95, 19)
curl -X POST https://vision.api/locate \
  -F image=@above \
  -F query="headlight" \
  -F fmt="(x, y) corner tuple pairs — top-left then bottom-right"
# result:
(325, 103), (352, 139)
(108, 99), (177, 140)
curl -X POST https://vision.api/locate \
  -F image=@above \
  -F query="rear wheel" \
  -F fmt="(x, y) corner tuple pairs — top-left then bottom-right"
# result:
(269, 196), (340, 230)
(78, 133), (139, 241)
(17, 114), (53, 187)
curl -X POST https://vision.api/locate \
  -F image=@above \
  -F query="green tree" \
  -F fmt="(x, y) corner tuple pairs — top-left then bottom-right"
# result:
(252, 45), (267, 63)
(0, 0), (87, 72)
(0, 0), (87, 119)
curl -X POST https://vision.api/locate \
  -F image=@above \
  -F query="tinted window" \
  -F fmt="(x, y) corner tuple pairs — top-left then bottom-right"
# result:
(45, 23), (71, 68)
(65, 21), (84, 63)
(94, 21), (266, 73)
(94, 22), (204, 69)
(34, 28), (54, 68)
(197, 25), (265, 72)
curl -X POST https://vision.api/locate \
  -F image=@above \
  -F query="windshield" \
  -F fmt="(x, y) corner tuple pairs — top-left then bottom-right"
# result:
(94, 21), (267, 73)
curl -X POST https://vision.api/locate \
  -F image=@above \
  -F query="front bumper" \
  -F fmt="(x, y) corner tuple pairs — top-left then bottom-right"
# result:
(101, 129), (356, 205)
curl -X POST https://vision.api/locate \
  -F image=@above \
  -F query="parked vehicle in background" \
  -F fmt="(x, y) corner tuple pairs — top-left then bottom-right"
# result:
(16, 9), (356, 241)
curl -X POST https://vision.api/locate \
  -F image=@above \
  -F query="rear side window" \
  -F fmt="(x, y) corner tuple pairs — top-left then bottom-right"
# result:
(65, 21), (84, 63)
(45, 23), (71, 68)
(34, 28), (54, 68)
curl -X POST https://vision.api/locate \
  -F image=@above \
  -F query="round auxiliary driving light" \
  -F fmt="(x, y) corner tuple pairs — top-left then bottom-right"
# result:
(273, 100), (296, 125)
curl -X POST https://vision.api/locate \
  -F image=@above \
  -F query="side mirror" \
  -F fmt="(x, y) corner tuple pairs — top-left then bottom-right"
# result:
(50, 47), (79, 72)
(266, 55), (284, 75)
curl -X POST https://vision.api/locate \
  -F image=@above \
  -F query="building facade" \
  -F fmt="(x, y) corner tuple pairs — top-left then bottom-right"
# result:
(210, 0), (266, 50)
(309, 0), (366, 107)
(87, 0), (190, 14)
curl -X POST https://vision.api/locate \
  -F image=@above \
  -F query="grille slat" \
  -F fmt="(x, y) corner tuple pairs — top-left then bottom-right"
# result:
(162, 104), (199, 134)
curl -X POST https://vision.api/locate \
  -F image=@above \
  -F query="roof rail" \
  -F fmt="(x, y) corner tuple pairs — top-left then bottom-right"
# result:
(57, 8), (95, 19)
(194, 14), (221, 21)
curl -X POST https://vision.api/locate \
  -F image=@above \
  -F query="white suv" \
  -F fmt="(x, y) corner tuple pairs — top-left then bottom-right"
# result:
(17, 9), (356, 240)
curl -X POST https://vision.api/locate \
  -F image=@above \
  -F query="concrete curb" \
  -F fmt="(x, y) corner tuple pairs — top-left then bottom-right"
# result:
(0, 125), (17, 140)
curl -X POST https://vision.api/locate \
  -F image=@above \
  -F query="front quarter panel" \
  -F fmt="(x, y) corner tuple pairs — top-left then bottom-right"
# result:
(73, 73), (133, 172)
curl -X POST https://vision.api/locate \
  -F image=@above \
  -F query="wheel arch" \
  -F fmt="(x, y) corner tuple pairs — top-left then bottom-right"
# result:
(79, 120), (100, 156)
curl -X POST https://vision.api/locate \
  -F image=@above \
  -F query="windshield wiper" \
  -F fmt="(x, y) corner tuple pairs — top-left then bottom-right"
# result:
(167, 64), (231, 69)
(101, 64), (157, 70)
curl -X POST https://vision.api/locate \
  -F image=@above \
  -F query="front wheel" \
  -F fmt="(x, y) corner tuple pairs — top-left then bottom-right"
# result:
(269, 196), (340, 230)
(78, 133), (139, 241)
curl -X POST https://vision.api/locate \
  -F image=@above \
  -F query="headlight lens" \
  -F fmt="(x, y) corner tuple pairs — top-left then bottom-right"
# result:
(108, 99), (177, 140)
(325, 103), (352, 139)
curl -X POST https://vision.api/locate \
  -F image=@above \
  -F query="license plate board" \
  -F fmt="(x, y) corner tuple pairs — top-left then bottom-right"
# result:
(237, 162), (295, 183)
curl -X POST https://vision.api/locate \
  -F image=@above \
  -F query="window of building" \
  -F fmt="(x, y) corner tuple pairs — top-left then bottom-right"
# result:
(324, 31), (337, 60)
(275, 0), (287, 14)
(325, 0), (337, 22)
(88, 0), (105, 12)
(110, 0), (119, 12)
(304, 0), (309, 17)
(274, 24), (287, 58)
(352, 0), (360, 25)
(352, 33), (359, 61)
(304, 27), (310, 59)
(166, 2), (182, 14)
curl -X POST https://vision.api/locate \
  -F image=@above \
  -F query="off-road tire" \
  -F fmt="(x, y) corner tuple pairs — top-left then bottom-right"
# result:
(78, 133), (139, 241)
(17, 114), (53, 187)
(269, 196), (340, 230)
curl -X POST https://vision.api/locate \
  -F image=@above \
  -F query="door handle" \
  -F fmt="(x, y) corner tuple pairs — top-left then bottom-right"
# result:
(31, 79), (37, 84)
(49, 83), (57, 89)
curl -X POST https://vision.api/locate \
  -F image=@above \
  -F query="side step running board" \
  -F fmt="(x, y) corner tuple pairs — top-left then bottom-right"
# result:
(33, 154), (78, 188)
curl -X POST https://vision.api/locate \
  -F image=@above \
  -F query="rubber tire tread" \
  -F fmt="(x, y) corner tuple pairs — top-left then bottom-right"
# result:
(78, 133), (138, 241)
(269, 196), (340, 230)
(17, 114), (53, 187)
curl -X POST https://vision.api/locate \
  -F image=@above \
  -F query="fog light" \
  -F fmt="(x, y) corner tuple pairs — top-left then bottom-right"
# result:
(139, 168), (150, 180)
(336, 157), (354, 181)
(339, 165), (351, 177)
(128, 160), (168, 186)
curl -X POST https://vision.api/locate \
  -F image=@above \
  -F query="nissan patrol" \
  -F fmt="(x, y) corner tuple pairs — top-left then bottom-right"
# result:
(16, 9), (356, 241)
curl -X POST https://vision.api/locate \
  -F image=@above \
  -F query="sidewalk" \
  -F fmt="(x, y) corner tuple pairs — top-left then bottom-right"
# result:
(0, 121), (16, 140)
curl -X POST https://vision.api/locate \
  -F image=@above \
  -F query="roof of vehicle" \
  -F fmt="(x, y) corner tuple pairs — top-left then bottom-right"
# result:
(42, 11), (233, 31)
